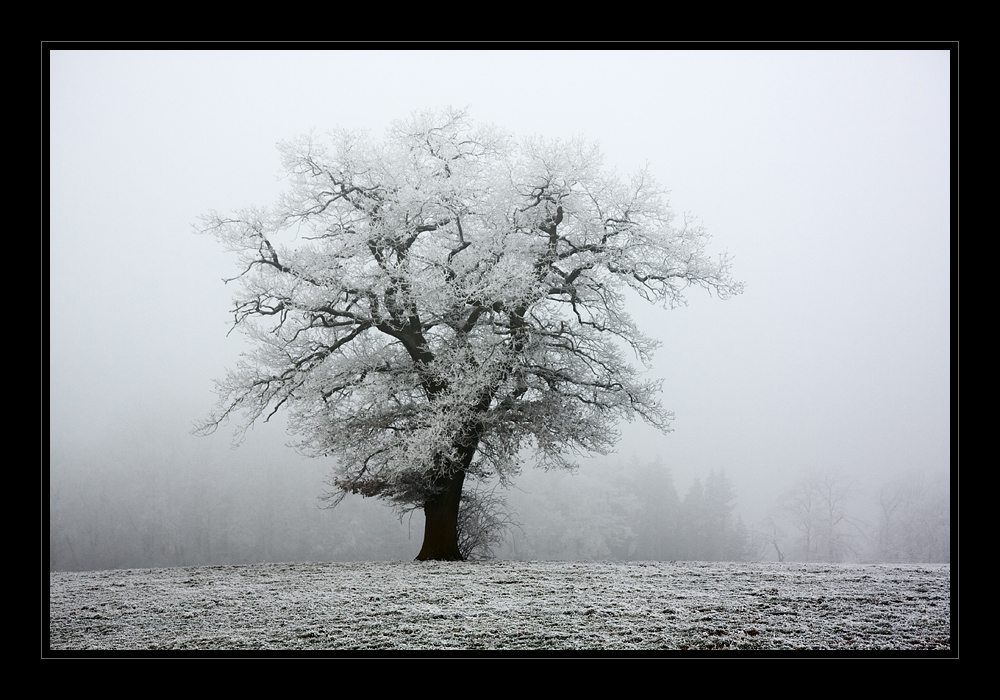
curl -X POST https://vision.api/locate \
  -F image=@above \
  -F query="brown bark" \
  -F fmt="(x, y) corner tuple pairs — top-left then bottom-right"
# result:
(414, 428), (485, 561)
(415, 469), (467, 561)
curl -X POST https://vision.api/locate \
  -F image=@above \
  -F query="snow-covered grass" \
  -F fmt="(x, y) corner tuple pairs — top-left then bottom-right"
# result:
(48, 560), (951, 652)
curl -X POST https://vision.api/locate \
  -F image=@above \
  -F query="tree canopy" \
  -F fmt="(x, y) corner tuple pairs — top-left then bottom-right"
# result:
(197, 109), (742, 559)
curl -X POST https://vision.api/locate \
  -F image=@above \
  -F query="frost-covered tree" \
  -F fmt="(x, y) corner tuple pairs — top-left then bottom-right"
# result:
(196, 109), (742, 560)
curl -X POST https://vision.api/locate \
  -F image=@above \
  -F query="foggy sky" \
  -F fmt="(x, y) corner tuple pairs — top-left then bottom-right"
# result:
(48, 49), (951, 528)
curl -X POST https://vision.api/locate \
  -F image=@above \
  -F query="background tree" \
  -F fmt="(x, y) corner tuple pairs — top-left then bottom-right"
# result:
(812, 472), (863, 562)
(628, 457), (681, 561)
(872, 471), (950, 563)
(779, 474), (818, 561)
(678, 477), (708, 559)
(676, 469), (751, 561)
(755, 515), (786, 562)
(777, 471), (862, 562)
(196, 109), (742, 560)
(703, 469), (740, 560)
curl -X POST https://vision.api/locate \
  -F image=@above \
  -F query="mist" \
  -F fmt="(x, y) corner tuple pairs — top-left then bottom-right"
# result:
(48, 49), (951, 570)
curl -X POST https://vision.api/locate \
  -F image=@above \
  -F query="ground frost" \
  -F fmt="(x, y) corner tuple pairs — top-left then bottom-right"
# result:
(48, 560), (951, 652)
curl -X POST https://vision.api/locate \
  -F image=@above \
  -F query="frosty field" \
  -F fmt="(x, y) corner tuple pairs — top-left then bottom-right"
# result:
(48, 560), (951, 653)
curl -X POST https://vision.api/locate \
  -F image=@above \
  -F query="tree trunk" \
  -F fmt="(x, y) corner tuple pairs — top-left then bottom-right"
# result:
(415, 469), (466, 561)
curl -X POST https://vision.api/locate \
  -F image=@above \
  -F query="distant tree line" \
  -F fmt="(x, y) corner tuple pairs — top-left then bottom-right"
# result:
(755, 469), (949, 564)
(494, 459), (753, 563)
(48, 437), (417, 572)
(49, 432), (948, 570)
